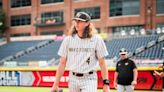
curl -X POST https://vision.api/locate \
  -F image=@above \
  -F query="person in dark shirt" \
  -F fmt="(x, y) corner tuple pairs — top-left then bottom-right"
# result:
(114, 48), (138, 92)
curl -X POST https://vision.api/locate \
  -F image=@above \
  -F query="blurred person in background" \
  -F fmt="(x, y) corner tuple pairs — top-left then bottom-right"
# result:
(114, 48), (138, 92)
(154, 62), (164, 92)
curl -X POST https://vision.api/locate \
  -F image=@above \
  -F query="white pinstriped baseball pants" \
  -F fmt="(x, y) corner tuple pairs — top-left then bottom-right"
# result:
(117, 84), (134, 92)
(68, 72), (97, 92)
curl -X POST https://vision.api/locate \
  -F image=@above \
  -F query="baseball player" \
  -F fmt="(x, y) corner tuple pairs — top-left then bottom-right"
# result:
(51, 12), (110, 92)
(114, 48), (138, 92)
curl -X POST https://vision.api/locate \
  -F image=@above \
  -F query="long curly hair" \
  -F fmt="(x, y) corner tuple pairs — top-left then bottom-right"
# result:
(68, 23), (97, 38)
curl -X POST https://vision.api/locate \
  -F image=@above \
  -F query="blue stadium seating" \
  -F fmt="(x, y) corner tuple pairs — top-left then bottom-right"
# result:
(12, 41), (62, 61)
(0, 35), (163, 63)
(106, 35), (163, 59)
(0, 40), (44, 60)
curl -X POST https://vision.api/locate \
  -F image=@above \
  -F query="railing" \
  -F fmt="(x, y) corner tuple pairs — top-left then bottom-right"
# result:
(34, 16), (65, 27)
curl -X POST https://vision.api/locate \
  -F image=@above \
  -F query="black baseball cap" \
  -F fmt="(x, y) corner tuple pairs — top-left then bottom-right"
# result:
(73, 12), (91, 22)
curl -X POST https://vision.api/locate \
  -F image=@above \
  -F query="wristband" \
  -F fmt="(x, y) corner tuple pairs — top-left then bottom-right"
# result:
(103, 79), (110, 85)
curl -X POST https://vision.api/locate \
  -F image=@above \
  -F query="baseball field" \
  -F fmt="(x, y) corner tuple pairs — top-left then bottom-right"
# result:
(0, 86), (161, 92)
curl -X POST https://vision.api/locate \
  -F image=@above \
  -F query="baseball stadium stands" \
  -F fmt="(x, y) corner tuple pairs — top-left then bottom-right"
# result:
(0, 40), (43, 60)
(106, 35), (163, 59)
(0, 34), (163, 67)
(12, 41), (61, 62)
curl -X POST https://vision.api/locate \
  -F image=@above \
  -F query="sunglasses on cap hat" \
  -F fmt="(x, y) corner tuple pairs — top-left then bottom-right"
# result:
(72, 12), (91, 22)
(119, 48), (128, 55)
(120, 48), (127, 52)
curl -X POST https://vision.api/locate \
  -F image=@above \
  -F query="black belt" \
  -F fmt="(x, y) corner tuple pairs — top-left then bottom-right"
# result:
(72, 71), (93, 77)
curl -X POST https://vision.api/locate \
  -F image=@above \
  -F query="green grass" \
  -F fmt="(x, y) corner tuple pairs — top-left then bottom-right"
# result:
(0, 86), (160, 92)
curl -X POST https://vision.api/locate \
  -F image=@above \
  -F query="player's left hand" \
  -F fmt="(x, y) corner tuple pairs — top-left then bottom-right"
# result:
(131, 80), (137, 86)
(103, 85), (110, 92)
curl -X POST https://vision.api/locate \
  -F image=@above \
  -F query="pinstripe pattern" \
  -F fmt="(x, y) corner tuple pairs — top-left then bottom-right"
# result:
(58, 34), (108, 92)
(69, 72), (97, 92)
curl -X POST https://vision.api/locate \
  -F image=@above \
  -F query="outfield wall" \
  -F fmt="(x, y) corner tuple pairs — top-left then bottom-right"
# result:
(0, 67), (162, 91)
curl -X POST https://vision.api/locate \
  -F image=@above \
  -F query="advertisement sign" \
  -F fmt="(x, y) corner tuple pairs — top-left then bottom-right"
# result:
(0, 71), (20, 86)
(32, 71), (69, 87)
(0, 70), (162, 90)
(31, 71), (162, 90)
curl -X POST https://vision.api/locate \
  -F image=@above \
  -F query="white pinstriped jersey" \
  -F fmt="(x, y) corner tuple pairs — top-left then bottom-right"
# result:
(58, 34), (108, 73)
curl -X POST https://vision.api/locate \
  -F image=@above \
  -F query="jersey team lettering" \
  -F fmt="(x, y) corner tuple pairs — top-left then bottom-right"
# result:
(69, 48), (94, 52)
